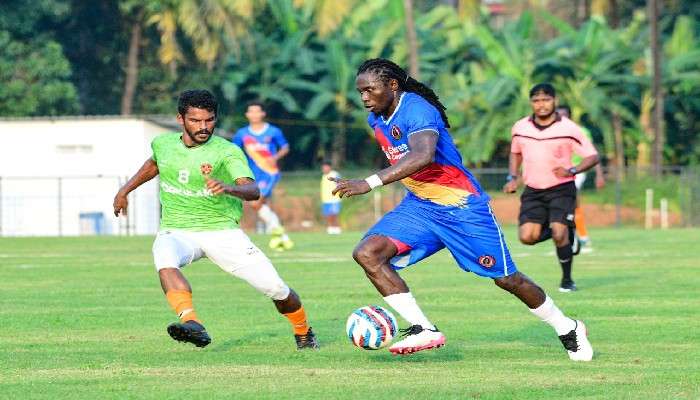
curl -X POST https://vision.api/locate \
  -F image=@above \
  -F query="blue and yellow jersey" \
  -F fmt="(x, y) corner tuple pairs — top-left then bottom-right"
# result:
(367, 92), (486, 207)
(232, 123), (288, 180)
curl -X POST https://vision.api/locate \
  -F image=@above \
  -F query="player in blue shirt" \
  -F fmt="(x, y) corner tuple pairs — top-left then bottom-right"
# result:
(332, 59), (593, 360)
(232, 101), (293, 250)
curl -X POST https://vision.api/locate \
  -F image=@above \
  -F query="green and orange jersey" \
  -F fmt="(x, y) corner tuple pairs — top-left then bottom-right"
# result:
(151, 133), (253, 231)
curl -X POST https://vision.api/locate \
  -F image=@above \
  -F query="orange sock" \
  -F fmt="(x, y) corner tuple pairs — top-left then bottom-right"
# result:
(165, 290), (199, 323)
(574, 206), (588, 238)
(284, 306), (310, 335)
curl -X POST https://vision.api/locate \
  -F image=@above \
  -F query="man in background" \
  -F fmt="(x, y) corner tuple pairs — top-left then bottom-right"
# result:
(320, 160), (342, 234)
(504, 83), (600, 293)
(232, 101), (293, 251)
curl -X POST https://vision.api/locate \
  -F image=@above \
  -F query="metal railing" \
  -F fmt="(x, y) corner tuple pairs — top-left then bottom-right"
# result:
(1, 166), (698, 236)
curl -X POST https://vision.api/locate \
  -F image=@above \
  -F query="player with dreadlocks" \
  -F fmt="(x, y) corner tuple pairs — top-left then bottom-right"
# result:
(331, 58), (593, 360)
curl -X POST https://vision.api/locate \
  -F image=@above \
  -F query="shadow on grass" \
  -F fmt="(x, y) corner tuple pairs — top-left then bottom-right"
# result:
(367, 346), (465, 363)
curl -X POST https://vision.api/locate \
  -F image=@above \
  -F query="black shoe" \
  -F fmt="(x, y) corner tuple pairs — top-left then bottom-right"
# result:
(559, 280), (578, 293)
(167, 320), (211, 348)
(295, 327), (319, 350)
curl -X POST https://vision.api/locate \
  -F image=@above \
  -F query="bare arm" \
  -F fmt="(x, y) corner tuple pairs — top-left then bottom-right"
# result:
(273, 144), (290, 162)
(205, 176), (260, 201)
(594, 157), (606, 189)
(113, 158), (159, 216)
(332, 130), (438, 198)
(553, 154), (600, 178)
(503, 152), (522, 193)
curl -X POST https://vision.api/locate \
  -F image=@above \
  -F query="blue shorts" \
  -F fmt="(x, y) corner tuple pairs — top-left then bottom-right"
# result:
(255, 173), (280, 198)
(364, 193), (517, 279)
(322, 202), (341, 216)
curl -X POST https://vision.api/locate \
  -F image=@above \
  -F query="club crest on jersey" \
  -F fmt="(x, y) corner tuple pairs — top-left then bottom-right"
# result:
(478, 255), (496, 268)
(200, 163), (213, 175)
(391, 125), (402, 140)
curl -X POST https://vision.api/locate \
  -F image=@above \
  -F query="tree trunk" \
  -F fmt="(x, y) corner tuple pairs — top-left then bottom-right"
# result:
(121, 20), (142, 116)
(610, 0), (620, 28)
(403, 0), (420, 80)
(612, 112), (625, 179)
(648, 0), (664, 176)
(612, 112), (624, 227)
(331, 117), (347, 167)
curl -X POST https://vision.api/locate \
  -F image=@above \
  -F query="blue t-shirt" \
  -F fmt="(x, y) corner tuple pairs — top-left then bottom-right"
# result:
(367, 92), (486, 207)
(231, 123), (288, 180)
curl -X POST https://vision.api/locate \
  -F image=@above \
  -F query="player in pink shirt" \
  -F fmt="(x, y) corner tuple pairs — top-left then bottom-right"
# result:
(503, 83), (599, 292)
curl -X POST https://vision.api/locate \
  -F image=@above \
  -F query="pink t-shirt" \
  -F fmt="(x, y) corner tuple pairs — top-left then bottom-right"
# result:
(510, 115), (597, 189)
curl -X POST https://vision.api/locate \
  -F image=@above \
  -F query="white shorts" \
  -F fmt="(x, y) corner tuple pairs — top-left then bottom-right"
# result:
(574, 172), (587, 190)
(152, 229), (290, 300)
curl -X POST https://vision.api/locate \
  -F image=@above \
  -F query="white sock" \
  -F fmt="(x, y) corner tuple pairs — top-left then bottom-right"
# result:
(383, 292), (435, 330)
(530, 296), (576, 335)
(258, 205), (281, 232)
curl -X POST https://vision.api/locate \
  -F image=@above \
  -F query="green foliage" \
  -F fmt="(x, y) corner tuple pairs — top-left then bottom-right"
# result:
(0, 0), (78, 116)
(2, 1), (700, 168)
(0, 31), (79, 116)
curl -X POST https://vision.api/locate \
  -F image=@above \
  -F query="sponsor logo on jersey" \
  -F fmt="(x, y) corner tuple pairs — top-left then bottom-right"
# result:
(478, 255), (496, 268)
(381, 143), (409, 162)
(391, 125), (402, 140)
(161, 182), (212, 197)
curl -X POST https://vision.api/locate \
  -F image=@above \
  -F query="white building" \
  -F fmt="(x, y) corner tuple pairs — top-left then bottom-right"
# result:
(0, 116), (179, 236)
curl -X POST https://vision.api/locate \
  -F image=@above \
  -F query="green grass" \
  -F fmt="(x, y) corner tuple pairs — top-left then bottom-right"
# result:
(1, 228), (699, 399)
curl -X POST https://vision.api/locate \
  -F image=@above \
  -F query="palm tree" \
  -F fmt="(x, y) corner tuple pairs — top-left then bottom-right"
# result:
(647, 0), (663, 175)
(119, 0), (260, 115)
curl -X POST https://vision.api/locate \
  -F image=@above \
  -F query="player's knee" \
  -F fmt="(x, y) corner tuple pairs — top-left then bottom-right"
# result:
(494, 274), (520, 292)
(262, 281), (290, 301)
(155, 263), (182, 272)
(519, 235), (538, 245)
(352, 244), (385, 270)
(552, 231), (568, 245)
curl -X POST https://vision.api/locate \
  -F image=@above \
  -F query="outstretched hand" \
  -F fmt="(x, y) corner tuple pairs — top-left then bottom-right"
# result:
(502, 180), (518, 194)
(205, 176), (229, 195)
(113, 192), (128, 217)
(330, 176), (371, 198)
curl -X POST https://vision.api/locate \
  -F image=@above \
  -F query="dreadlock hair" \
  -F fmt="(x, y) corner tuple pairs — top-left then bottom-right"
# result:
(357, 58), (450, 128)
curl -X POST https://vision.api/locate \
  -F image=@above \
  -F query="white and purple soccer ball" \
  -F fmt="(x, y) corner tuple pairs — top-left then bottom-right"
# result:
(346, 305), (398, 350)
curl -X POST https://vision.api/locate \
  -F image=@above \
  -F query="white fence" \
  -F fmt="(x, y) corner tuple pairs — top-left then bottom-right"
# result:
(0, 176), (159, 237)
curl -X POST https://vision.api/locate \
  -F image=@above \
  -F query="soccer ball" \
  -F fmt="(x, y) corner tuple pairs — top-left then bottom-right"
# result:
(346, 305), (398, 350)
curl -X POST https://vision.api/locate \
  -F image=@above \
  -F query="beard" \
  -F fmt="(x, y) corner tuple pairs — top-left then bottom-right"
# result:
(185, 125), (214, 145)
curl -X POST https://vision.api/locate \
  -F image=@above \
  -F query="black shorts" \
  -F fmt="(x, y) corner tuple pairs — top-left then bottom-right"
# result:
(519, 181), (577, 227)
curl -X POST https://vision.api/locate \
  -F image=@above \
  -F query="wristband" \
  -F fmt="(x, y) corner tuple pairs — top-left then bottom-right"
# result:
(506, 174), (517, 182)
(568, 167), (578, 176)
(365, 174), (384, 189)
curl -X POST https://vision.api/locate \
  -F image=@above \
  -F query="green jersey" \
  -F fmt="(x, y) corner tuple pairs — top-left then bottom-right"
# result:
(151, 133), (253, 231)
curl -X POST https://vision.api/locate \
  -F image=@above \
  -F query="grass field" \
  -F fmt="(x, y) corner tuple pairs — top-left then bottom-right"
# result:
(1, 228), (699, 399)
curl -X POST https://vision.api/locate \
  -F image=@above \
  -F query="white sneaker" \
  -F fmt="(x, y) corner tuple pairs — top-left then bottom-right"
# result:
(389, 325), (446, 355)
(558, 320), (593, 361)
